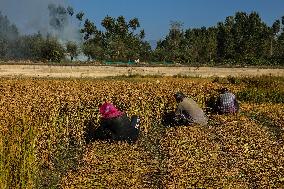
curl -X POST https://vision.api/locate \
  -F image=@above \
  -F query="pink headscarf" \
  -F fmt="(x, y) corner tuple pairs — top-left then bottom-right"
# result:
(99, 102), (123, 119)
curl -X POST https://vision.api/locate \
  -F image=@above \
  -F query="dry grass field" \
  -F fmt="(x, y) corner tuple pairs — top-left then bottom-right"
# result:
(0, 74), (284, 188)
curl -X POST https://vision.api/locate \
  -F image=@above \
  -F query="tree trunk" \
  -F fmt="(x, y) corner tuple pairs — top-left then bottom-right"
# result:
(270, 38), (273, 57)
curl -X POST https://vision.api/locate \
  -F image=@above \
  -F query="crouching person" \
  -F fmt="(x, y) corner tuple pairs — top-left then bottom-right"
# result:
(173, 92), (208, 126)
(216, 88), (239, 114)
(94, 102), (140, 143)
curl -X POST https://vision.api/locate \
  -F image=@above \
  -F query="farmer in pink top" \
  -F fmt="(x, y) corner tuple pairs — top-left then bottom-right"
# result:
(90, 102), (140, 143)
(99, 102), (124, 119)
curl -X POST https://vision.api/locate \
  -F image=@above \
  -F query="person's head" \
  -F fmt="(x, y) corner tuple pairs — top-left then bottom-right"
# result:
(220, 87), (229, 94)
(174, 92), (186, 102)
(99, 102), (123, 119)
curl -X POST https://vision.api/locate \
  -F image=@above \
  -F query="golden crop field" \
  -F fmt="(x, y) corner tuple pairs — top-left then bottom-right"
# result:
(0, 76), (283, 189)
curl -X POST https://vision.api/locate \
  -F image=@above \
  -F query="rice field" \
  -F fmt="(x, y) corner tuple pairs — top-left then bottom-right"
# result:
(0, 76), (283, 188)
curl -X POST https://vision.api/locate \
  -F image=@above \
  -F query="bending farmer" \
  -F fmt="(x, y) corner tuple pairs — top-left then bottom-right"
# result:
(94, 102), (140, 142)
(173, 92), (208, 126)
(216, 88), (239, 114)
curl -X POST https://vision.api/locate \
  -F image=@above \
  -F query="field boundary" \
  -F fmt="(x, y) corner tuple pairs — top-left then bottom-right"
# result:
(0, 64), (284, 78)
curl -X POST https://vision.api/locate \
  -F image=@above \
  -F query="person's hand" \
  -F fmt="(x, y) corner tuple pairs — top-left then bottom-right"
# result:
(134, 117), (140, 129)
(174, 114), (182, 121)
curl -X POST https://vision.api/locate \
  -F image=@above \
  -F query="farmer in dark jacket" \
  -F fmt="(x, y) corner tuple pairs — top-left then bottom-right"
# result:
(216, 88), (239, 114)
(93, 102), (139, 142)
(173, 92), (208, 126)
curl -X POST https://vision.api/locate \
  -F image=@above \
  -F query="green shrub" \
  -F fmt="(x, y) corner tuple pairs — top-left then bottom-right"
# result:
(237, 88), (284, 103)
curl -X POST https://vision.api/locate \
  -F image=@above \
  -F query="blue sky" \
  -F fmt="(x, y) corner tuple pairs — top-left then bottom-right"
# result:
(0, 0), (283, 43)
(68, 0), (284, 41)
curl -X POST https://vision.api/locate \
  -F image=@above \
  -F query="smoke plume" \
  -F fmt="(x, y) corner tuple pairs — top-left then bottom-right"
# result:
(0, 0), (82, 43)
(48, 4), (69, 31)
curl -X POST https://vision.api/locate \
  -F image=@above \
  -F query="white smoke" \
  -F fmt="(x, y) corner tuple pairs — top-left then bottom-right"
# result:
(0, 0), (82, 43)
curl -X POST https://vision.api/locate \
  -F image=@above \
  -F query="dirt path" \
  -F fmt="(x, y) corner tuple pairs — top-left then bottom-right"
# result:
(0, 64), (283, 78)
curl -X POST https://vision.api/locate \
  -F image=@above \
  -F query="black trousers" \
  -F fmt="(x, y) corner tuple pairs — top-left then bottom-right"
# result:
(85, 115), (140, 143)
(162, 111), (192, 127)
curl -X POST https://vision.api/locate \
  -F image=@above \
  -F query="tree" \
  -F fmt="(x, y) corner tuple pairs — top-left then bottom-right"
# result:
(139, 29), (145, 39)
(82, 31), (105, 61)
(0, 12), (19, 59)
(169, 21), (184, 47)
(154, 21), (185, 63)
(116, 16), (128, 37)
(206, 27), (218, 62)
(217, 17), (235, 61)
(80, 19), (97, 40)
(128, 18), (140, 31)
(270, 20), (281, 56)
(48, 4), (69, 31)
(215, 12), (271, 64)
(82, 41), (95, 61)
(66, 41), (78, 61)
(101, 15), (147, 61)
(246, 12), (268, 58)
(76, 12), (84, 22)
(67, 6), (74, 16)
(272, 16), (284, 65)
(15, 33), (44, 60)
(0, 38), (8, 58)
(40, 36), (65, 62)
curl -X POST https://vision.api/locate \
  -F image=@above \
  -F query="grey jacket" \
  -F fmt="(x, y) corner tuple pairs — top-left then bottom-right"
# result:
(175, 98), (208, 126)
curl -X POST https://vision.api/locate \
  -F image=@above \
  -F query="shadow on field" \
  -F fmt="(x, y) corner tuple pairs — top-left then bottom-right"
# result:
(39, 137), (83, 188)
(139, 123), (168, 188)
(248, 112), (284, 143)
(83, 118), (112, 143)
(138, 107), (185, 187)
(39, 106), (85, 188)
(161, 111), (176, 127)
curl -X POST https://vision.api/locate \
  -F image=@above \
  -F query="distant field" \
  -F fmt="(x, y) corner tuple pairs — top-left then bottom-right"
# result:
(0, 64), (284, 78)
